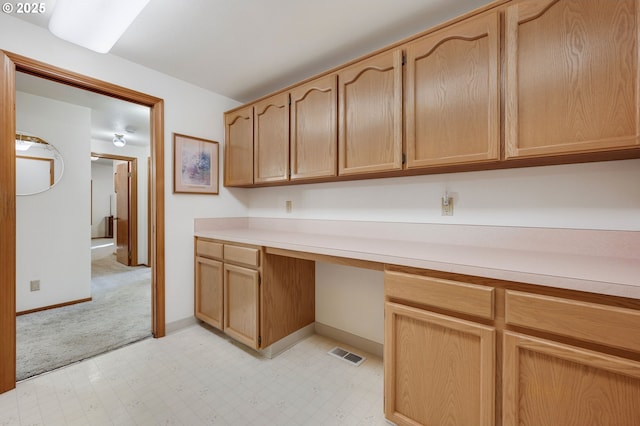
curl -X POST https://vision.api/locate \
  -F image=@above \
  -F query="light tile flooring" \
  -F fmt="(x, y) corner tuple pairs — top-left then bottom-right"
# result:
(0, 325), (388, 425)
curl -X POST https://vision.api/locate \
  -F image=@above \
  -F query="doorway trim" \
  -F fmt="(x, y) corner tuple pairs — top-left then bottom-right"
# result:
(0, 51), (166, 394)
(92, 153), (140, 266)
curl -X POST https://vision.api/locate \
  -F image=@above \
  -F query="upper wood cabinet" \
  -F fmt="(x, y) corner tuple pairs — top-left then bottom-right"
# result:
(290, 74), (338, 180)
(254, 92), (290, 183)
(338, 49), (403, 175)
(224, 105), (254, 186)
(505, 0), (640, 159)
(405, 10), (500, 168)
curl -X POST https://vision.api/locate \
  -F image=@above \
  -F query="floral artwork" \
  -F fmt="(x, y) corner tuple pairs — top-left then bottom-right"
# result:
(173, 133), (219, 194)
(182, 143), (211, 186)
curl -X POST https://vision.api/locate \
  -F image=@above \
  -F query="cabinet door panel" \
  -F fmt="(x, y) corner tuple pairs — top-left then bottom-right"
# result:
(254, 92), (289, 183)
(503, 332), (640, 425)
(195, 256), (223, 330)
(290, 74), (338, 180)
(384, 302), (495, 426)
(224, 105), (254, 186)
(505, 0), (640, 158)
(406, 10), (500, 168)
(224, 263), (259, 348)
(338, 49), (403, 175)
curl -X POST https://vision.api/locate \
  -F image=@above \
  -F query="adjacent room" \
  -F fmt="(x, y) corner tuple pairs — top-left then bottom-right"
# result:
(14, 72), (152, 381)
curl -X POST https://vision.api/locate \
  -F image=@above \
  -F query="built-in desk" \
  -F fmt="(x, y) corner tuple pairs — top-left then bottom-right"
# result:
(194, 217), (640, 425)
(194, 217), (640, 300)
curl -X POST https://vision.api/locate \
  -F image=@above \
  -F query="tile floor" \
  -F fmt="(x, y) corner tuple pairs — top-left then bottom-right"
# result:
(0, 325), (388, 425)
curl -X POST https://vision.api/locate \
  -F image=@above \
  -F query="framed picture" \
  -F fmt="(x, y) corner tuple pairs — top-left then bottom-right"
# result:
(173, 133), (219, 194)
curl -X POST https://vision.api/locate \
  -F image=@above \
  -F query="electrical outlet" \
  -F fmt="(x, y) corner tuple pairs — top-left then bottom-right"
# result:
(30, 280), (40, 291)
(441, 197), (454, 216)
(285, 200), (292, 213)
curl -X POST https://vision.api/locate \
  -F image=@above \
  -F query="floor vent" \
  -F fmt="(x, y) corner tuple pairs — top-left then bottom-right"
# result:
(328, 346), (366, 366)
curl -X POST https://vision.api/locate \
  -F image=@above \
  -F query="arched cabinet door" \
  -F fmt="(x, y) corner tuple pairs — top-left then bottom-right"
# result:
(405, 10), (500, 168)
(290, 74), (338, 180)
(254, 92), (290, 183)
(224, 105), (254, 186)
(505, 0), (640, 159)
(338, 49), (403, 175)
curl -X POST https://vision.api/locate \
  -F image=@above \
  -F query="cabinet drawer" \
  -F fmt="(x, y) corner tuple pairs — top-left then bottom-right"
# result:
(224, 244), (260, 267)
(505, 290), (640, 353)
(385, 271), (494, 320)
(196, 239), (223, 259)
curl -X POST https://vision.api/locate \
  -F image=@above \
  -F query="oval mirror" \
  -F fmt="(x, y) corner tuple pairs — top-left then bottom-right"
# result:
(15, 132), (65, 196)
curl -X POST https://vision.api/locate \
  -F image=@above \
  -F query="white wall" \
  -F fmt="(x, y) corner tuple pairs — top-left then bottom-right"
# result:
(2, 14), (247, 323)
(91, 161), (114, 238)
(16, 91), (92, 312)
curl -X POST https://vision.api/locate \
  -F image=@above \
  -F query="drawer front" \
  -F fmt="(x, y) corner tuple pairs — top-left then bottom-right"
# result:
(224, 244), (260, 267)
(196, 239), (223, 259)
(505, 290), (640, 353)
(385, 271), (494, 320)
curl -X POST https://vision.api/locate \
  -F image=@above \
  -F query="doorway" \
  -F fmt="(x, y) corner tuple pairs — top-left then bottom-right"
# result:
(92, 153), (143, 267)
(0, 51), (165, 394)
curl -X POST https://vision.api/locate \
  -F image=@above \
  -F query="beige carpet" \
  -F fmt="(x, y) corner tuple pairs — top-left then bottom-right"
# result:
(16, 242), (151, 381)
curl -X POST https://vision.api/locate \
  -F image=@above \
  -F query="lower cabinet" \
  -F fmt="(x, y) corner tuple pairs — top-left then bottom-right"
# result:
(385, 267), (640, 426)
(223, 263), (259, 348)
(384, 270), (496, 425)
(384, 302), (495, 426)
(194, 256), (223, 329)
(503, 332), (640, 425)
(194, 237), (315, 350)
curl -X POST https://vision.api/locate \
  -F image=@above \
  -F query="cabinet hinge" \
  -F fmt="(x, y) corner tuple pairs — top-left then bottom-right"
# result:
(258, 336), (262, 346)
(402, 54), (406, 66)
(402, 153), (406, 165)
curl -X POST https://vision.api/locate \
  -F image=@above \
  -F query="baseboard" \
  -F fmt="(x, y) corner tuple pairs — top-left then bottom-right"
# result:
(166, 316), (199, 334)
(315, 322), (383, 358)
(259, 322), (316, 359)
(17, 297), (92, 316)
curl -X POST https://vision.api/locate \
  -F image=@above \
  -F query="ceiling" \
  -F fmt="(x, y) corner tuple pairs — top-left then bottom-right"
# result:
(14, 0), (495, 103)
(13, 0), (494, 149)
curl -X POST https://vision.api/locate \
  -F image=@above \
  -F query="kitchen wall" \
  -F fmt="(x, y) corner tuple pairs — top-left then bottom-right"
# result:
(16, 91), (91, 312)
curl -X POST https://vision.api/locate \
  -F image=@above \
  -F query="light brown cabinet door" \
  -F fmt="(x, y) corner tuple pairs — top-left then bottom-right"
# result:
(503, 331), (640, 425)
(290, 74), (338, 180)
(194, 256), (223, 330)
(505, 0), (640, 158)
(254, 92), (289, 183)
(405, 11), (499, 168)
(224, 105), (254, 186)
(338, 49), (403, 175)
(384, 301), (495, 426)
(223, 263), (260, 349)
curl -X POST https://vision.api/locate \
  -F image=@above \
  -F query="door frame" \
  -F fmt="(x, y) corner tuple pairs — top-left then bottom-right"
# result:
(92, 153), (140, 266)
(0, 51), (166, 394)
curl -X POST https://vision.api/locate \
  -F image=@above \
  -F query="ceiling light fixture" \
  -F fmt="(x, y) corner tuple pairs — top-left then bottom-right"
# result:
(48, 0), (151, 54)
(113, 134), (126, 148)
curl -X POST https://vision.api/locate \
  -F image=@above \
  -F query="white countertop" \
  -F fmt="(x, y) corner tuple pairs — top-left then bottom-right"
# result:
(194, 218), (640, 300)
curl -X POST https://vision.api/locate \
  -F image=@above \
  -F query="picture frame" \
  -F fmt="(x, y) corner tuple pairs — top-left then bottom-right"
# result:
(173, 133), (219, 194)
